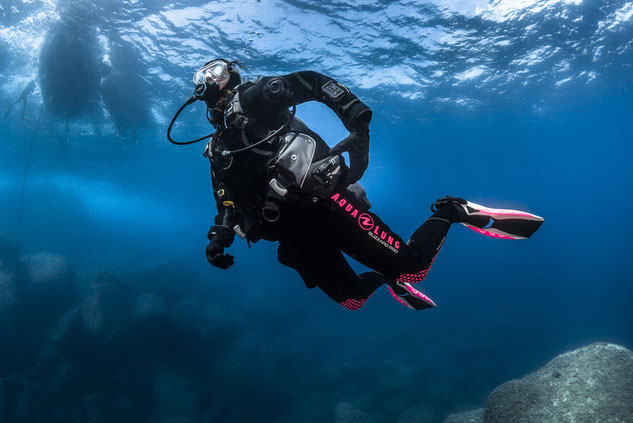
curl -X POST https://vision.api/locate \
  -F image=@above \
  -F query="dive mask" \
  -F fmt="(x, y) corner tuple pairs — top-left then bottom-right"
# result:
(193, 60), (231, 90)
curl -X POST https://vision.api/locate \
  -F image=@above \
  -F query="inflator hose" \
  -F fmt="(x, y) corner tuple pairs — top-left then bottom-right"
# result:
(220, 104), (297, 157)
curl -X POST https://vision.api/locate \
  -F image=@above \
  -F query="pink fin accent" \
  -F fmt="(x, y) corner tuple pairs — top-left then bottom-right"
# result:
(388, 284), (437, 309)
(388, 285), (416, 310)
(464, 201), (544, 221)
(402, 283), (437, 307)
(462, 224), (523, 240)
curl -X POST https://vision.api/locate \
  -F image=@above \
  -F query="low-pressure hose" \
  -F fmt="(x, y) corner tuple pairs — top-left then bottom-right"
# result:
(220, 104), (297, 157)
(167, 95), (215, 145)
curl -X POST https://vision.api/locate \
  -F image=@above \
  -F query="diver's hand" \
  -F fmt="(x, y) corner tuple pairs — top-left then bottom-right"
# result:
(329, 130), (369, 184)
(206, 242), (234, 270)
(206, 224), (235, 269)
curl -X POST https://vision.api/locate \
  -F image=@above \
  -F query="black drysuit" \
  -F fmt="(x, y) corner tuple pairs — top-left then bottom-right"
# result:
(206, 71), (450, 309)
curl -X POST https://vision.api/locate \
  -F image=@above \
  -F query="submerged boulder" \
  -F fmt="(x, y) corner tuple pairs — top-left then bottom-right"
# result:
(24, 252), (69, 284)
(129, 292), (169, 343)
(443, 408), (484, 423)
(80, 272), (133, 342)
(397, 403), (441, 423)
(22, 252), (76, 325)
(0, 271), (20, 357)
(130, 293), (168, 326)
(151, 367), (203, 423)
(0, 232), (18, 272)
(73, 393), (138, 423)
(23, 252), (74, 296)
(335, 402), (375, 423)
(170, 296), (237, 351)
(0, 271), (19, 316)
(0, 374), (47, 422)
(484, 342), (633, 423)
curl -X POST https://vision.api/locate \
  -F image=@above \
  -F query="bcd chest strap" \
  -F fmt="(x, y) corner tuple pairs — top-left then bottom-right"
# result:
(223, 92), (250, 130)
(223, 92), (278, 157)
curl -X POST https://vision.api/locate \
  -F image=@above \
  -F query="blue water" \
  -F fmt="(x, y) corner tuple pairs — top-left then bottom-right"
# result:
(1, 1), (632, 422)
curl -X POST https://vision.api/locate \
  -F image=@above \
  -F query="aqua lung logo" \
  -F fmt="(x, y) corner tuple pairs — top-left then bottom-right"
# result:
(330, 193), (400, 253)
(358, 213), (374, 231)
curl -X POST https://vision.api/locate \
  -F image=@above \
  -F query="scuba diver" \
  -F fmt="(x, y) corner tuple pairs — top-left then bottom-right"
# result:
(4, 80), (36, 121)
(167, 59), (543, 310)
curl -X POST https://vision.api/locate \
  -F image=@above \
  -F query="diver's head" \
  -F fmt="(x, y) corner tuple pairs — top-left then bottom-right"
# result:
(193, 58), (242, 106)
(167, 59), (242, 144)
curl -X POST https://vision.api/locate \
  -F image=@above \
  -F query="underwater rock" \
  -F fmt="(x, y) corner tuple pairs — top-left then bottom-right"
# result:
(170, 296), (237, 350)
(48, 306), (97, 369)
(23, 252), (73, 298)
(127, 260), (195, 305)
(0, 374), (47, 422)
(80, 272), (133, 342)
(22, 252), (76, 325)
(210, 330), (293, 422)
(0, 271), (20, 361)
(151, 367), (202, 423)
(38, 21), (102, 120)
(484, 342), (633, 423)
(334, 402), (375, 423)
(48, 306), (82, 346)
(130, 293), (168, 326)
(71, 392), (138, 423)
(0, 271), (19, 316)
(442, 408), (484, 423)
(397, 403), (439, 423)
(75, 393), (115, 423)
(49, 361), (72, 394)
(129, 292), (170, 344)
(24, 252), (70, 285)
(0, 232), (19, 272)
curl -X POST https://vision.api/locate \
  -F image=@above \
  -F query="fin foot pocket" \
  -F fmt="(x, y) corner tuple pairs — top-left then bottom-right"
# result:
(387, 281), (436, 310)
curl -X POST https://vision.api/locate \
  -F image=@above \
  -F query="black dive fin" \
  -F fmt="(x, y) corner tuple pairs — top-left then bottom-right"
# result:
(387, 281), (437, 310)
(457, 200), (544, 240)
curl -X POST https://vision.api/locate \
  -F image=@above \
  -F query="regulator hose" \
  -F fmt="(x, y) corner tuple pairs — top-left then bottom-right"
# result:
(166, 95), (215, 145)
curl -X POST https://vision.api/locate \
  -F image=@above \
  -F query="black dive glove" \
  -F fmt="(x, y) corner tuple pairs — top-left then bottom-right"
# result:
(329, 129), (369, 184)
(206, 226), (235, 270)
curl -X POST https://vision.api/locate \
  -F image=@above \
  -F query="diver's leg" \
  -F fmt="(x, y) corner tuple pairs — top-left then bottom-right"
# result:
(277, 241), (384, 310)
(328, 191), (454, 284)
(20, 99), (30, 121)
(20, 99), (28, 120)
(3, 100), (19, 117)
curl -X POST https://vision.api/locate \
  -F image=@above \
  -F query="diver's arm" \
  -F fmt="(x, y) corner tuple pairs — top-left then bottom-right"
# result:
(250, 71), (372, 132)
(274, 71), (373, 183)
(206, 209), (236, 270)
(240, 71), (372, 182)
(283, 71), (372, 132)
(206, 176), (237, 269)
(293, 71), (372, 183)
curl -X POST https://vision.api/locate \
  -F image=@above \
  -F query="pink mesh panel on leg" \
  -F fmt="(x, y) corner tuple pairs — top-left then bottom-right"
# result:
(339, 298), (367, 310)
(396, 252), (438, 284)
